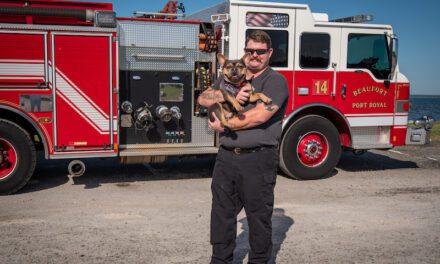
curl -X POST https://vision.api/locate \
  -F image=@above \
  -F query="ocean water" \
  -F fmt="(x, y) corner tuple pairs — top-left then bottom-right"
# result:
(409, 97), (440, 121)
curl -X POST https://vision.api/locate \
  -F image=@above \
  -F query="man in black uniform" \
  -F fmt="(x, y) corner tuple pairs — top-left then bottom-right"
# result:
(198, 30), (289, 264)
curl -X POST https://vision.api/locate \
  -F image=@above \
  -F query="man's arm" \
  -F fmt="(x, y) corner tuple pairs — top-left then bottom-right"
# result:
(198, 76), (226, 107)
(208, 103), (279, 132)
(226, 103), (278, 131)
(197, 88), (224, 107)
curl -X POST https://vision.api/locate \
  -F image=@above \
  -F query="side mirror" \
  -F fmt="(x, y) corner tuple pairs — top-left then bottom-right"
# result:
(388, 34), (398, 81)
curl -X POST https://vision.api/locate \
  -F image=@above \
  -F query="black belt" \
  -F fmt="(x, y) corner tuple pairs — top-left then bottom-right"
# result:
(221, 145), (276, 155)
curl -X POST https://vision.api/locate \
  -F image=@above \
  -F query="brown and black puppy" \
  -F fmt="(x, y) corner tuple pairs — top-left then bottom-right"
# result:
(209, 53), (272, 128)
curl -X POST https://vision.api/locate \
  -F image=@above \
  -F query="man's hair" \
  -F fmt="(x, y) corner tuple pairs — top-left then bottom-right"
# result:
(245, 30), (272, 49)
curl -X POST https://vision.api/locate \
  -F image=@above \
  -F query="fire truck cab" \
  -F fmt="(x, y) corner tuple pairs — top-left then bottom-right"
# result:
(0, 0), (431, 194)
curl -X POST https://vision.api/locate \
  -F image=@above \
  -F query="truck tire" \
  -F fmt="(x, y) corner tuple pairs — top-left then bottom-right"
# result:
(280, 115), (341, 180)
(0, 120), (36, 195)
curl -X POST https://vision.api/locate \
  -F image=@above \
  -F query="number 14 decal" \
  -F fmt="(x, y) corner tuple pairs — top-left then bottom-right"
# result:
(313, 80), (330, 95)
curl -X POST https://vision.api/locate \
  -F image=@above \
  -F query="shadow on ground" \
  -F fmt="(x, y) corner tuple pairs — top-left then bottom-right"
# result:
(17, 153), (216, 194)
(278, 149), (419, 181)
(18, 146), (423, 194)
(337, 150), (418, 172)
(233, 208), (294, 264)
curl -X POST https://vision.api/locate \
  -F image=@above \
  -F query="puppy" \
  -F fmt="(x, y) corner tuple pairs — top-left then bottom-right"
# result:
(208, 53), (272, 128)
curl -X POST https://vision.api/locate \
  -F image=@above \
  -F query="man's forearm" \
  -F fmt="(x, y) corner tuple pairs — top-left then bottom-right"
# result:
(198, 88), (224, 107)
(226, 103), (278, 131)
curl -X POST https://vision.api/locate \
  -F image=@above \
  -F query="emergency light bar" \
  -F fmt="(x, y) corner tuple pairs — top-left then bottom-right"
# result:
(330, 14), (373, 23)
(95, 11), (116, 28)
(211, 13), (230, 23)
(133, 11), (185, 18)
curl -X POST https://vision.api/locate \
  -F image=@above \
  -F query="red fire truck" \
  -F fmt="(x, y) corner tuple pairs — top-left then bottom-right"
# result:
(0, 0), (433, 194)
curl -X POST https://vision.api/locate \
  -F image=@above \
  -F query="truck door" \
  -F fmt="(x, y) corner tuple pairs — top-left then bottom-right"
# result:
(293, 27), (341, 113)
(337, 29), (395, 148)
(52, 33), (113, 151)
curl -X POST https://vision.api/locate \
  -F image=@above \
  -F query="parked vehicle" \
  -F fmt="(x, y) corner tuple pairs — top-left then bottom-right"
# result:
(0, 0), (432, 194)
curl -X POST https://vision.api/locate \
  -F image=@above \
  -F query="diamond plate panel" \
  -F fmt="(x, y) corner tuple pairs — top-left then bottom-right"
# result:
(120, 46), (198, 71)
(118, 21), (198, 49)
(198, 51), (216, 63)
(191, 116), (215, 146)
(406, 128), (429, 145)
(351, 126), (390, 147)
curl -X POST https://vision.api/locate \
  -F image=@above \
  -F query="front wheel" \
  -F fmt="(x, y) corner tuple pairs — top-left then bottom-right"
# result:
(280, 115), (341, 180)
(0, 121), (36, 195)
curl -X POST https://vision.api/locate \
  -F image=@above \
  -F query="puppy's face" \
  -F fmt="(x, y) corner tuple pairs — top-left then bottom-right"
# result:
(217, 53), (251, 85)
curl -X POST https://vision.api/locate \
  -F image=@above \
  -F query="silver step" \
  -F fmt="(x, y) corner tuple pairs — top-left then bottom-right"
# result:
(119, 146), (219, 157)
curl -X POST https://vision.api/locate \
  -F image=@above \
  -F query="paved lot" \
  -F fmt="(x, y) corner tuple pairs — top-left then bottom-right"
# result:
(0, 144), (439, 263)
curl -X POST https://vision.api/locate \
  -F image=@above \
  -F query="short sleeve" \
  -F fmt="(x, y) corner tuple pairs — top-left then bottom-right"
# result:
(261, 73), (289, 108)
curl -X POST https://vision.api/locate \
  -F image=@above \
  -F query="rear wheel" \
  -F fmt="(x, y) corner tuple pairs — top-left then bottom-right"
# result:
(0, 121), (36, 195)
(280, 115), (341, 180)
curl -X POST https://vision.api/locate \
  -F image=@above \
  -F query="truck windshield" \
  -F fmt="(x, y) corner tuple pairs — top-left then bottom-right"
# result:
(347, 34), (391, 80)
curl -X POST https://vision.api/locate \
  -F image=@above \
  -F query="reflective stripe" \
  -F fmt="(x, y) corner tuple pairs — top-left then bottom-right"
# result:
(0, 63), (44, 76)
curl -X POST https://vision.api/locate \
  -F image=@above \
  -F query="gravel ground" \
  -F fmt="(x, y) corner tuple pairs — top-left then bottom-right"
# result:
(0, 144), (439, 264)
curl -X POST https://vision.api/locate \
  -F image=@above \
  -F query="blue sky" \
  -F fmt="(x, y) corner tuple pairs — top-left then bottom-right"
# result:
(93, 0), (439, 95)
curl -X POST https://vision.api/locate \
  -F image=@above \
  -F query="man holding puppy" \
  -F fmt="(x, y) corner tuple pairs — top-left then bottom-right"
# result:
(198, 30), (289, 264)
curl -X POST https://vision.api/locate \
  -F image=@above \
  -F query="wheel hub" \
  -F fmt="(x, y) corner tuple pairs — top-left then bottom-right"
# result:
(297, 133), (329, 167)
(304, 139), (323, 159)
(0, 139), (17, 180)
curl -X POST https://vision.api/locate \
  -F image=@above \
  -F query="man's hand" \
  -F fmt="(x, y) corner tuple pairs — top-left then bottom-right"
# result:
(208, 112), (225, 133)
(236, 84), (253, 105)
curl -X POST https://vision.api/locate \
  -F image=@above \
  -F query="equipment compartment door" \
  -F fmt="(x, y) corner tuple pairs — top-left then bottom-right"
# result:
(0, 32), (47, 88)
(52, 34), (113, 151)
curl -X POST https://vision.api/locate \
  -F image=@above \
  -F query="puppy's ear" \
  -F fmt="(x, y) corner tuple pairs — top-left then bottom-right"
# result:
(241, 52), (251, 65)
(217, 53), (227, 67)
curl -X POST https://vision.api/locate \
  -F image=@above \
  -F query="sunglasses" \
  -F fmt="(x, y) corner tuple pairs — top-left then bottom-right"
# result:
(244, 48), (269, 55)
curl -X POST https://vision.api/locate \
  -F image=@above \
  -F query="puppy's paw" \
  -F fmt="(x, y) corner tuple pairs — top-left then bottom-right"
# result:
(231, 102), (243, 112)
(260, 94), (272, 104)
(236, 105), (244, 112)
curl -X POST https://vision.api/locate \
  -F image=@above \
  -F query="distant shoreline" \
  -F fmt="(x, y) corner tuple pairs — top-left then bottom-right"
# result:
(410, 94), (440, 99)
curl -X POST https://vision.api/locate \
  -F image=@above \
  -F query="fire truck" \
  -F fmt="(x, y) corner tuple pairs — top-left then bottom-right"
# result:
(0, 0), (433, 194)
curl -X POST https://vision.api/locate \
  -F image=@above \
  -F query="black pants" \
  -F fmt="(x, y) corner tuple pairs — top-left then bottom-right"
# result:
(210, 146), (279, 264)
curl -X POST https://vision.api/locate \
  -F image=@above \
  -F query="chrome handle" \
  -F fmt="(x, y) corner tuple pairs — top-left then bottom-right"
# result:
(332, 62), (337, 97)
(341, 84), (347, 100)
(132, 54), (185, 60)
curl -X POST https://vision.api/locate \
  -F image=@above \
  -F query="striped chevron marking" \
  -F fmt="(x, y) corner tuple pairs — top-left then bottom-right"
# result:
(346, 113), (408, 127)
(54, 67), (117, 135)
(0, 60), (116, 135)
